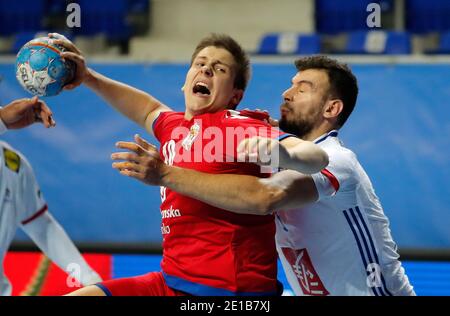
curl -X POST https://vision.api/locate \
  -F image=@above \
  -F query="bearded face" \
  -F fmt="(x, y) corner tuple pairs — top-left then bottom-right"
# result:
(279, 69), (330, 138)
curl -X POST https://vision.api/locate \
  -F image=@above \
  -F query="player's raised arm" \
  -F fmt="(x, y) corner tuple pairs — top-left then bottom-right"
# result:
(48, 33), (171, 134)
(21, 211), (102, 286)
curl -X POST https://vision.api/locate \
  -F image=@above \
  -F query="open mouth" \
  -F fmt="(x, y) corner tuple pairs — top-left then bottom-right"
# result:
(193, 82), (211, 95)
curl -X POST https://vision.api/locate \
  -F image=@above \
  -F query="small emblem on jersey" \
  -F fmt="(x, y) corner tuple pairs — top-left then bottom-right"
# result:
(3, 148), (21, 173)
(281, 247), (329, 296)
(182, 122), (200, 150)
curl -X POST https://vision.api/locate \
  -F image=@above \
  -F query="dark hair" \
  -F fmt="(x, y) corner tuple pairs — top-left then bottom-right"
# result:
(191, 33), (250, 91)
(294, 56), (358, 128)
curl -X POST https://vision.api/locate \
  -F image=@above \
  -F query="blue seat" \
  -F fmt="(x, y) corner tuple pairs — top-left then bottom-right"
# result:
(344, 31), (411, 54)
(0, 0), (45, 36)
(257, 33), (321, 55)
(437, 32), (450, 53)
(425, 31), (450, 54)
(385, 32), (411, 54)
(128, 0), (149, 14)
(46, 0), (68, 14)
(345, 31), (368, 54)
(296, 35), (321, 54)
(258, 34), (279, 54)
(76, 0), (131, 40)
(406, 0), (450, 33)
(316, 0), (394, 34)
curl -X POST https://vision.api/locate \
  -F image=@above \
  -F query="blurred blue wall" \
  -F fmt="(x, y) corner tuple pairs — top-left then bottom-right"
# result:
(1, 62), (449, 248)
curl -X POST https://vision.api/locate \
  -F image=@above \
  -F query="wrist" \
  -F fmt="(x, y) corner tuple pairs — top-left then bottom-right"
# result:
(83, 68), (96, 87)
(160, 164), (176, 187)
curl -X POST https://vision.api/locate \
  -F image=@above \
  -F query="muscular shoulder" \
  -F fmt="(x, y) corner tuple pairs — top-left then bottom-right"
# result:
(153, 111), (185, 140)
(155, 111), (184, 125)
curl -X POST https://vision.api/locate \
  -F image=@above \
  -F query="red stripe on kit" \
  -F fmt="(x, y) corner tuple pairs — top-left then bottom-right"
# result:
(320, 169), (340, 192)
(21, 205), (49, 225)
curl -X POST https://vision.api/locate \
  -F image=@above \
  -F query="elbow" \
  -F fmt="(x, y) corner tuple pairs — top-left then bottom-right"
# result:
(305, 148), (329, 174)
(253, 200), (273, 216)
(288, 142), (329, 174)
(142, 102), (155, 127)
(252, 188), (284, 216)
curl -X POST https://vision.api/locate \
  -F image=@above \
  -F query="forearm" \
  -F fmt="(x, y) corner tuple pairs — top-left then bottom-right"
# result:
(281, 140), (329, 174)
(84, 69), (163, 128)
(161, 166), (285, 215)
(22, 212), (100, 285)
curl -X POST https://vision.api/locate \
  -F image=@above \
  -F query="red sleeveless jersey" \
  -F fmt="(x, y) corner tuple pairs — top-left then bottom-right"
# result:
(153, 109), (292, 295)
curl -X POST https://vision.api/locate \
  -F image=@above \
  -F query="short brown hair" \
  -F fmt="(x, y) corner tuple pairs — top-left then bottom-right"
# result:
(295, 56), (358, 128)
(191, 33), (250, 91)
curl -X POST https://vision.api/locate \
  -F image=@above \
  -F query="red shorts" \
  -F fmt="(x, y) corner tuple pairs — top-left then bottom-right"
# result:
(96, 272), (186, 296)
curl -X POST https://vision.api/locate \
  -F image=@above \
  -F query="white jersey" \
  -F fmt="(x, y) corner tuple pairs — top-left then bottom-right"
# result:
(0, 141), (47, 296)
(0, 141), (102, 296)
(276, 130), (415, 296)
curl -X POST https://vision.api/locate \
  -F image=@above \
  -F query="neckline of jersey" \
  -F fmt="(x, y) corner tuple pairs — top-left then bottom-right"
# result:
(314, 130), (339, 144)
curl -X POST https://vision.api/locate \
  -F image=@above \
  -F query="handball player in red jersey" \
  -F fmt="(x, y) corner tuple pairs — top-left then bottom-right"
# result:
(52, 33), (328, 296)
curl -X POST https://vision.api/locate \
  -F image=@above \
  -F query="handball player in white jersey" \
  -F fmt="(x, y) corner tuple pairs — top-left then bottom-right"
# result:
(0, 98), (101, 295)
(131, 56), (415, 296)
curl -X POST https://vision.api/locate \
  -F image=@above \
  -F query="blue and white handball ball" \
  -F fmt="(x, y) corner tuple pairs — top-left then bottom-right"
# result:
(15, 37), (76, 97)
